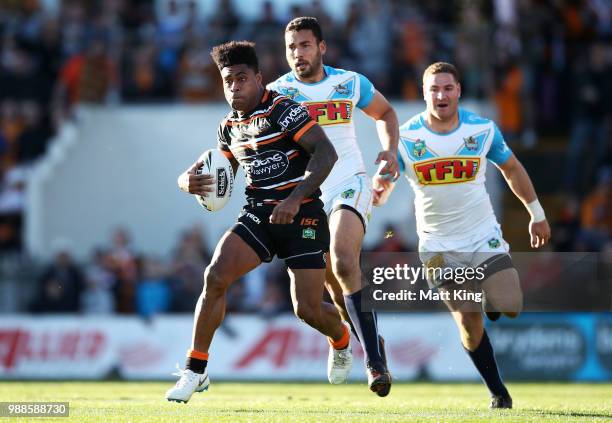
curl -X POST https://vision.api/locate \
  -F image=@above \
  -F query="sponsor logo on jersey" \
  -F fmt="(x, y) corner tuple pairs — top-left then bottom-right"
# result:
(244, 150), (289, 182)
(302, 228), (316, 239)
(413, 157), (481, 185)
(464, 136), (478, 151)
(413, 140), (427, 158)
(304, 101), (352, 126)
(488, 238), (500, 249)
(278, 105), (310, 130)
(341, 188), (355, 199)
(244, 212), (261, 224)
(216, 167), (228, 197)
(300, 218), (319, 226)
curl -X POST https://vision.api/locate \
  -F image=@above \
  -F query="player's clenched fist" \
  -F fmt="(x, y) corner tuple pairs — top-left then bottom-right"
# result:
(270, 197), (300, 224)
(177, 160), (215, 197)
(529, 219), (551, 249)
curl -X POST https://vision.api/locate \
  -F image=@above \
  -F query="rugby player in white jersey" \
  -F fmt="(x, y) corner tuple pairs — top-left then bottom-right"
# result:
(268, 17), (399, 396)
(373, 62), (551, 409)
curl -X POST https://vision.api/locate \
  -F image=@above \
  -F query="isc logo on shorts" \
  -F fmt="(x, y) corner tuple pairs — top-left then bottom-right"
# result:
(304, 101), (352, 126)
(413, 157), (480, 185)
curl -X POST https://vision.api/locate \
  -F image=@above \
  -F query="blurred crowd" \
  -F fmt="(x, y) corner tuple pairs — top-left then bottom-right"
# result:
(24, 225), (413, 316)
(0, 0), (611, 314)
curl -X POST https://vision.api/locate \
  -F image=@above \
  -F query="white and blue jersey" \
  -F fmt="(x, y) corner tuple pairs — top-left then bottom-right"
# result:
(268, 65), (376, 192)
(398, 108), (513, 241)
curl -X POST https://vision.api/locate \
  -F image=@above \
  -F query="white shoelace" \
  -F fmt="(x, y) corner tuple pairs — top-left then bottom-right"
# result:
(333, 349), (350, 366)
(171, 363), (199, 388)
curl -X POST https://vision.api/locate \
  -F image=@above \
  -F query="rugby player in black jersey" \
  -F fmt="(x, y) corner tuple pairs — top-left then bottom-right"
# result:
(166, 41), (352, 403)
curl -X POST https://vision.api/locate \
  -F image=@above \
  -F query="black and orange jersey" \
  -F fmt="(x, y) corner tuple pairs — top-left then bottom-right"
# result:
(217, 89), (318, 204)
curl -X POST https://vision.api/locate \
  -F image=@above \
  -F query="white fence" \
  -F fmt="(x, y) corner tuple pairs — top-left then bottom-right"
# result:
(0, 314), (477, 381)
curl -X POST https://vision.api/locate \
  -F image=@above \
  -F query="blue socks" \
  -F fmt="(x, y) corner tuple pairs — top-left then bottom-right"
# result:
(465, 330), (508, 397)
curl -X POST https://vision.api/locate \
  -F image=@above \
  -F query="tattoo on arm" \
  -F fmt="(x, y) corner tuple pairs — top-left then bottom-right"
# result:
(289, 124), (337, 201)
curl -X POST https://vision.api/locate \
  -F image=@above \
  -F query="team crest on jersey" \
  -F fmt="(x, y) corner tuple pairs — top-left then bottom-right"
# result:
(283, 87), (300, 100)
(333, 83), (350, 95)
(488, 238), (501, 249)
(464, 136), (478, 151)
(341, 188), (355, 199)
(302, 228), (316, 240)
(413, 140), (427, 158)
(413, 157), (481, 185)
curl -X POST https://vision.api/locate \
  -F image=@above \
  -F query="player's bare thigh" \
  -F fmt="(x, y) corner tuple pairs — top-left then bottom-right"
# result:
(205, 231), (261, 290)
(328, 209), (365, 294)
(481, 267), (522, 318)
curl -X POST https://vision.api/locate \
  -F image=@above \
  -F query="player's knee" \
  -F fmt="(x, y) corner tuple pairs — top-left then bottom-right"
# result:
(293, 302), (318, 326)
(203, 265), (231, 297)
(330, 251), (359, 282)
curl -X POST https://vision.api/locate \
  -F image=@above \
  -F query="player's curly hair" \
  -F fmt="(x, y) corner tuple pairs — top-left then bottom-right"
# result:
(286, 17), (323, 43)
(422, 62), (460, 84)
(210, 41), (259, 72)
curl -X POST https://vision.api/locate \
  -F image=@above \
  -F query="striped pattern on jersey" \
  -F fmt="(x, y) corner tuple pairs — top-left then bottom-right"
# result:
(217, 89), (319, 203)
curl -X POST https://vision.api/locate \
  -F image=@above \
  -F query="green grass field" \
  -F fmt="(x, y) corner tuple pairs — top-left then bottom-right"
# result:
(0, 381), (611, 422)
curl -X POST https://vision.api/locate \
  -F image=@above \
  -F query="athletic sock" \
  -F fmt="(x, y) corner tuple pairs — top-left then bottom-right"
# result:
(346, 317), (360, 342)
(185, 349), (208, 374)
(464, 330), (508, 397)
(328, 323), (350, 350)
(344, 289), (383, 366)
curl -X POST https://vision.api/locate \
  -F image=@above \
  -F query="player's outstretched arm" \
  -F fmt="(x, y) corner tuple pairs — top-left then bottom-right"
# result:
(372, 173), (396, 207)
(269, 125), (337, 224)
(497, 154), (551, 248)
(361, 91), (400, 180)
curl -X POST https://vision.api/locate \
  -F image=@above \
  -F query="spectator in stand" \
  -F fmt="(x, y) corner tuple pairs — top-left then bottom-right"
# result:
(176, 34), (223, 101)
(136, 256), (171, 318)
(121, 40), (173, 102)
(81, 248), (116, 314)
(0, 166), (26, 252)
(169, 225), (211, 312)
(565, 43), (611, 193)
(30, 244), (84, 313)
(52, 32), (118, 122)
(579, 167), (612, 251)
(108, 228), (139, 313)
(17, 100), (50, 162)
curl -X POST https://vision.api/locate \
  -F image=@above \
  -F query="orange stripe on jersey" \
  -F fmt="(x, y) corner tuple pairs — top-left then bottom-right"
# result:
(220, 149), (234, 159)
(226, 96), (285, 126)
(293, 120), (316, 142)
(288, 152), (299, 160)
(274, 182), (299, 191)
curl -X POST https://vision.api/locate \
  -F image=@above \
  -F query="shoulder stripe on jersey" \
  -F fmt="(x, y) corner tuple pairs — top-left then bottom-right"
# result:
(220, 149), (234, 159)
(227, 95), (287, 125)
(293, 120), (316, 142)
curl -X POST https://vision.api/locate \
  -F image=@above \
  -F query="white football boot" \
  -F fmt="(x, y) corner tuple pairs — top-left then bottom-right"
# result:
(165, 365), (210, 403)
(327, 323), (353, 384)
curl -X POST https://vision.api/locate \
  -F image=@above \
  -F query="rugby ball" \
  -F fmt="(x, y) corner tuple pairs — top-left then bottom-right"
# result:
(195, 149), (234, 212)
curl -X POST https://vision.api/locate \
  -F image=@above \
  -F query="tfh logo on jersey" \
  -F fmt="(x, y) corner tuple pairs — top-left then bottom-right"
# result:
(304, 100), (352, 126)
(244, 150), (289, 182)
(414, 157), (481, 185)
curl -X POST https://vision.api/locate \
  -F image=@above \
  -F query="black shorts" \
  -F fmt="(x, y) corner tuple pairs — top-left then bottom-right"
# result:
(231, 200), (330, 269)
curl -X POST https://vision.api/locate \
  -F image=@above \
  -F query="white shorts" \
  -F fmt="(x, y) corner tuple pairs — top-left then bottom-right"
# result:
(321, 173), (373, 232)
(419, 224), (510, 288)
